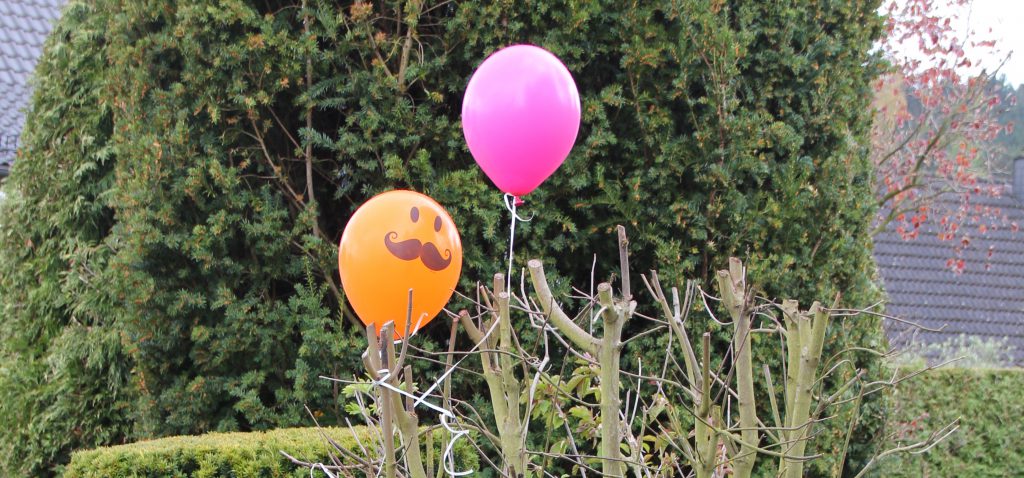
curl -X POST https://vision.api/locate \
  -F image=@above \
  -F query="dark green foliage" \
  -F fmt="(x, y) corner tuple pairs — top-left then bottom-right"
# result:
(876, 367), (1024, 477)
(63, 426), (478, 477)
(0, 2), (134, 476)
(104, 0), (370, 438)
(0, 0), (887, 475)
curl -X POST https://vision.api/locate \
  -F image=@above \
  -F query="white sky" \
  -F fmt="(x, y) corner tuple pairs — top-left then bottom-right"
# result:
(887, 0), (1024, 87)
(959, 0), (1023, 86)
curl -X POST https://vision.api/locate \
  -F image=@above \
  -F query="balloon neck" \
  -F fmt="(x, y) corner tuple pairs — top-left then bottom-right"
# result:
(513, 196), (525, 207)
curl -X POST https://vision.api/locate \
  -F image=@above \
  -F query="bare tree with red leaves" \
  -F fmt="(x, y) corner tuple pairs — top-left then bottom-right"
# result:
(872, 0), (1018, 272)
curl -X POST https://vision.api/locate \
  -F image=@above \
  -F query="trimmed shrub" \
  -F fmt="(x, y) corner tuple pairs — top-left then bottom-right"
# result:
(63, 426), (478, 478)
(876, 367), (1024, 477)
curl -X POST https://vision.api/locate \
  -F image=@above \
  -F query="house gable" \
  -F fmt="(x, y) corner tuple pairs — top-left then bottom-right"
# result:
(874, 170), (1024, 365)
(0, 0), (65, 175)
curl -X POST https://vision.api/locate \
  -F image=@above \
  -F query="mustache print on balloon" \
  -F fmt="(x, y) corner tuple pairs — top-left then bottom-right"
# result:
(384, 231), (453, 271)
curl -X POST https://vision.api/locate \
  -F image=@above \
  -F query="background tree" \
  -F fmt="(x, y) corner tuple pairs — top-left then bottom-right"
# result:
(0, 3), (134, 474)
(994, 79), (1024, 161)
(872, 0), (1018, 270)
(0, 0), (888, 475)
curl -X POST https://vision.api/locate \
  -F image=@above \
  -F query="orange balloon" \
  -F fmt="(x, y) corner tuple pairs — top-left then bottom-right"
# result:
(339, 190), (463, 338)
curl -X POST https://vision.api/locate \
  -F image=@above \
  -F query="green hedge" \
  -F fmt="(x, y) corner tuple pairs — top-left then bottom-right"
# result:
(63, 426), (478, 478)
(876, 367), (1024, 477)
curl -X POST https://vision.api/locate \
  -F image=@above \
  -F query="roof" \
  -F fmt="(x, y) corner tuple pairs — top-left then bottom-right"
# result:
(0, 0), (65, 169)
(874, 183), (1024, 365)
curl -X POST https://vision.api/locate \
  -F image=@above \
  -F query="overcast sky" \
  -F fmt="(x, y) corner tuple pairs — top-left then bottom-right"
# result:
(888, 0), (1023, 87)
(960, 0), (1022, 86)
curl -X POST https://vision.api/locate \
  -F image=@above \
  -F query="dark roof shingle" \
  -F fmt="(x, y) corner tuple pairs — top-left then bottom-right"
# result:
(874, 185), (1024, 364)
(0, 0), (64, 165)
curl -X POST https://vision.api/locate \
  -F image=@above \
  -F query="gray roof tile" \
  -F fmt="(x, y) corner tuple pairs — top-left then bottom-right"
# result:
(0, 0), (65, 163)
(875, 185), (1024, 365)
(0, 69), (15, 86)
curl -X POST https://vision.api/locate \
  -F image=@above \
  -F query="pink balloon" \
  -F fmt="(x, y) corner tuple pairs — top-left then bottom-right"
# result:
(462, 45), (581, 198)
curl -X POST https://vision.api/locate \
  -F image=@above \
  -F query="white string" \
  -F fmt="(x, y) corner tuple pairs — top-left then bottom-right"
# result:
(311, 463), (337, 478)
(400, 317), (503, 476)
(520, 318), (552, 438)
(502, 194), (534, 293)
(372, 369), (474, 476)
(321, 318), (502, 476)
(507, 200), (517, 293)
(503, 193), (520, 292)
(376, 368), (471, 475)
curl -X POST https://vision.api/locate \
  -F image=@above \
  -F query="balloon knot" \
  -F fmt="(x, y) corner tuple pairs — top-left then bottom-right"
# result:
(514, 196), (525, 207)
